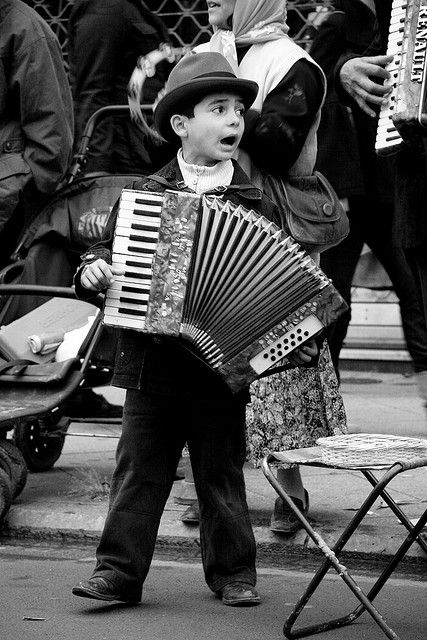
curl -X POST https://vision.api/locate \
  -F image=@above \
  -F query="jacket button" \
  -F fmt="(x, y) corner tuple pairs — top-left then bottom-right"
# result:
(322, 203), (333, 216)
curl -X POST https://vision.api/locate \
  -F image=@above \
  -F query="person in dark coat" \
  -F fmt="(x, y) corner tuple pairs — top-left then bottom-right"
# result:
(0, 0), (74, 269)
(334, 0), (427, 408)
(68, 0), (174, 176)
(311, 0), (427, 385)
(71, 52), (319, 608)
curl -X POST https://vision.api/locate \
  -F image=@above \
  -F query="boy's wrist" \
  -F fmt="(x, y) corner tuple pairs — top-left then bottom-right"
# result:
(80, 247), (112, 266)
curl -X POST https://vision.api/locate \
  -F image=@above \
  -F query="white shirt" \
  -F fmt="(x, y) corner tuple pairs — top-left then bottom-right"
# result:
(177, 149), (234, 194)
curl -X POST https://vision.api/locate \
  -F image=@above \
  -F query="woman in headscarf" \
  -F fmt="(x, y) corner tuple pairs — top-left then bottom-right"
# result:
(199, 0), (324, 184)
(178, 0), (347, 533)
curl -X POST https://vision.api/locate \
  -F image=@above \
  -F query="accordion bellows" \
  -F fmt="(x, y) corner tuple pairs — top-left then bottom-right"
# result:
(103, 189), (347, 392)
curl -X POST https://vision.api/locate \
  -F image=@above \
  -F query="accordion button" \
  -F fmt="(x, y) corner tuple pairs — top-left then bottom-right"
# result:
(322, 203), (333, 216)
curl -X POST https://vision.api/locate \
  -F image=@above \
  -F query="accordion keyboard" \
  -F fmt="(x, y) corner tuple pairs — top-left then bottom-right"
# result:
(103, 189), (163, 329)
(375, 0), (408, 155)
(376, 0), (427, 155)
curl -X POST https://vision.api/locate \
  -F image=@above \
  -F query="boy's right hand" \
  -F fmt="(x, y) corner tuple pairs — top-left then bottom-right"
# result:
(80, 259), (125, 292)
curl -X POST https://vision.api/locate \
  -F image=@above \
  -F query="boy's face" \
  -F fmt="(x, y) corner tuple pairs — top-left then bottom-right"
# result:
(175, 93), (245, 166)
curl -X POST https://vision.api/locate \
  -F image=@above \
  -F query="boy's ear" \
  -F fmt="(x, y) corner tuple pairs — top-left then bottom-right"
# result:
(170, 114), (188, 139)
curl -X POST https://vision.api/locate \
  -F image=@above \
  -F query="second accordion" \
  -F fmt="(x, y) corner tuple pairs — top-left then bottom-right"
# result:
(103, 189), (347, 392)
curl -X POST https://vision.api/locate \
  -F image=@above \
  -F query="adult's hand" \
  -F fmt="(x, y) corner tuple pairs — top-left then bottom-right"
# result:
(339, 55), (393, 118)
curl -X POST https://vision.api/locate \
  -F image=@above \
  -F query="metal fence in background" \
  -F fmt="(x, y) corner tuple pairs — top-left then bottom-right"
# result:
(25, 0), (333, 66)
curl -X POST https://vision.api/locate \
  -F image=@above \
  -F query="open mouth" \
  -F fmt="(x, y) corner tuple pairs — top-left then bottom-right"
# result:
(220, 135), (237, 147)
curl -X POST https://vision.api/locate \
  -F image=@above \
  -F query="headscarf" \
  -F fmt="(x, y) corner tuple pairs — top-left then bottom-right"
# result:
(209, 0), (289, 73)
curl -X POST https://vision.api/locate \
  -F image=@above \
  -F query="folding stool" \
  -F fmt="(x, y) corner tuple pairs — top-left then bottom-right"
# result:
(262, 440), (427, 639)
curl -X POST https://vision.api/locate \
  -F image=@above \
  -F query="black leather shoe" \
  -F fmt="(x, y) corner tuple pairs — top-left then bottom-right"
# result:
(62, 389), (123, 419)
(270, 490), (309, 535)
(181, 501), (199, 524)
(72, 577), (139, 603)
(218, 582), (260, 606)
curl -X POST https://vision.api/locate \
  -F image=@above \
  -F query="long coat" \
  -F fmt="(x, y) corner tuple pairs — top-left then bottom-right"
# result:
(68, 0), (174, 175)
(0, 0), (74, 260)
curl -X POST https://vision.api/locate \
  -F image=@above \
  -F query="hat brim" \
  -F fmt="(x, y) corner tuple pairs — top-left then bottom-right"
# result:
(154, 76), (259, 142)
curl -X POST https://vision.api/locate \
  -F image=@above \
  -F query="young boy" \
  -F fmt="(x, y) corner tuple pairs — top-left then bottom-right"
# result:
(72, 52), (317, 608)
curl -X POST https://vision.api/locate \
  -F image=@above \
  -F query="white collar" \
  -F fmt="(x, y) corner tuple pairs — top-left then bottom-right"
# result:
(177, 149), (234, 194)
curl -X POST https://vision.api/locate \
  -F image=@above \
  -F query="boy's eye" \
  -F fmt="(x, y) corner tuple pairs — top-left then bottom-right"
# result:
(237, 107), (245, 116)
(213, 105), (225, 113)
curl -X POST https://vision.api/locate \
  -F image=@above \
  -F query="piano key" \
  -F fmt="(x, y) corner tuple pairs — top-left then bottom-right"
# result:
(112, 254), (153, 273)
(115, 225), (159, 241)
(117, 202), (162, 218)
(104, 297), (148, 313)
(103, 311), (147, 330)
(105, 288), (149, 304)
(112, 236), (158, 256)
(120, 189), (163, 203)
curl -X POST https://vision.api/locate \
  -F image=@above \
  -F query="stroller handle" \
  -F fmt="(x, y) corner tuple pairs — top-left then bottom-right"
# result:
(68, 104), (153, 183)
(0, 284), (104, 309)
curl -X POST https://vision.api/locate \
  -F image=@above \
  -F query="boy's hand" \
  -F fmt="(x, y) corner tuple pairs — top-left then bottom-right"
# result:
(287, 337), (318, 366)
(80, 259), (125, 292)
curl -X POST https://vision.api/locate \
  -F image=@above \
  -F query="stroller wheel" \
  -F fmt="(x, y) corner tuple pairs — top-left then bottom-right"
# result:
(0, 467), (12, 522)
(0, 439), (28, 498)
(13, 414), (70, 473)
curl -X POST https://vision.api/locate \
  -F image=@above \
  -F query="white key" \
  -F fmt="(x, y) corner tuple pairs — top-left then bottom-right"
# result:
(113, 236), (158, 257)
(103, 311), (146, 331)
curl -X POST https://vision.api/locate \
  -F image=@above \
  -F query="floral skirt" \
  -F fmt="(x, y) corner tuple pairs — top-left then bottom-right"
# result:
(246, 341), (347, 467)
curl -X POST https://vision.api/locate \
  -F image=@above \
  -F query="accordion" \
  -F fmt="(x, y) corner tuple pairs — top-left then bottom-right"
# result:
(103, 189), (347, 392)
(376, 0), (427, 155)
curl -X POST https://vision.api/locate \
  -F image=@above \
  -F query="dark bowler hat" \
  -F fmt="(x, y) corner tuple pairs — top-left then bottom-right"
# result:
(154, 51), (258, 141)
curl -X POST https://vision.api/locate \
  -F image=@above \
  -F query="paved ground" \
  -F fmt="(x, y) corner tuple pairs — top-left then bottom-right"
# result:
(1, 369), (427, 575)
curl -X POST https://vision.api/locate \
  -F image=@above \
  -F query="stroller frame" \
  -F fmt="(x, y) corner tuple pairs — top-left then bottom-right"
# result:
(0, 105), (153, 492)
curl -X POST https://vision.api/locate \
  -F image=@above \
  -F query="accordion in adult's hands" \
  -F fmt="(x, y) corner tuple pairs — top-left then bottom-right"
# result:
(376, 0), (427, 155)
(103, 189), (347, 391)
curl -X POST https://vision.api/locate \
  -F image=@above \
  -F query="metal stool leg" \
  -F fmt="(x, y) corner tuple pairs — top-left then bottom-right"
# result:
(362, 469), (427, 554)
(262, 456), (406, 639)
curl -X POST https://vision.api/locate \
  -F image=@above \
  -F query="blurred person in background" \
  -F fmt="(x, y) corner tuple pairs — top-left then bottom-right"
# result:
(311, 0), (427, 392)
(68, 0), (175, 176)
(0, 0), (73, 270)
(330, 0), (427, 414)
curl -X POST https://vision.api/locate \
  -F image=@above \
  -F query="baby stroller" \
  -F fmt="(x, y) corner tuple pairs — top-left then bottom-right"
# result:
(0, 105), (153, 519)
(0, 283), (106, 521)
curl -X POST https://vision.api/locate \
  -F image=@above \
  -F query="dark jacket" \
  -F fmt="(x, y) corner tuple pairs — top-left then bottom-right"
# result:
(0, 0), (74, 257)
(75, 158), (281, 402)
(68, 0), (175, 175)
(310, 0), (394, 204)
(238, 55), (324, 179)
(333, 0), (391, 86)
(333, 0), (427, 248)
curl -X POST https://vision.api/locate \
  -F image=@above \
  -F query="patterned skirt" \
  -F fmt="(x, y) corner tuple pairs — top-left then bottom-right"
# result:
(246, 341), (347, 467)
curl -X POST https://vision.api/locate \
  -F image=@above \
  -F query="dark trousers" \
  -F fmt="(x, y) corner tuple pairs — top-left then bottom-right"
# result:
(321, 196), (427, 375)
(93, 388), (256, 600)
(405, 246), (427, 330)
